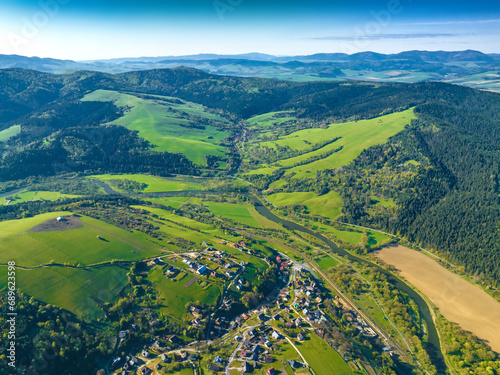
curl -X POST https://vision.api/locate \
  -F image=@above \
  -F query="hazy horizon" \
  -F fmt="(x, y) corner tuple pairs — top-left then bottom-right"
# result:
(1, 0), (499, 60)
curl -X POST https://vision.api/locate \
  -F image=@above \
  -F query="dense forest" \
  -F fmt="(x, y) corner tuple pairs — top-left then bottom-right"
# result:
(268, 85), (500, 283)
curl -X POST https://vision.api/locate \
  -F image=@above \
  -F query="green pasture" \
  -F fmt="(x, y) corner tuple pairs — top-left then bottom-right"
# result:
(296, 333), (353, 375)
(146, 196), (191, 209)
(0, 125), (21, 142)
(369, 195), (396, 208)
(131, 205), (244, 249)
(82, 89), (229, 165)
(310, 221), (391, 247)
(1, 190), (79, 205)
(267, 191), (342, 219)
(0, 264), (128, 319)
(87, 173), (203, 193)
(0, 212), (161, 267)
(315, 255), (340, 271)
(244, 166), (279, 176)
(256, 108), (415, 178)
(247, 111), (296, 127)
(203, 201), (261, 227)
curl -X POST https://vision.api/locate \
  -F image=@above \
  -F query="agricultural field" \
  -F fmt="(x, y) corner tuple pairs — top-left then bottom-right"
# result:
(0, 190), (80, 205)
(374, 245), (500, 353)
(0, 125), (21, 141)
(341, 69), (435, 83)
(82, 89), (231, 165)
(0, 212), (162, 267)
(266, 191), (342, 219)
(250, 108), (415, 178)
(0, 264), (128, 319)
(444, 70), (500, 92)
(87, 173), (204, 193)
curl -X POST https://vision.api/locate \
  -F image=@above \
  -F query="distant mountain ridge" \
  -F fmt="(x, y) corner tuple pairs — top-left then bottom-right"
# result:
(1, 50), (499, 91)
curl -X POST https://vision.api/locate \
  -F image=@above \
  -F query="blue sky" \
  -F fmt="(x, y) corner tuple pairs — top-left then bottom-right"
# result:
(0, 0), (499, 60)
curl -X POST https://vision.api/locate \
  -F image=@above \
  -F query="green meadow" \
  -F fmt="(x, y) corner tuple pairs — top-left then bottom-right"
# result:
(87, 173), (203, 193)
(0, 190), (79, 205)
(82, 89), (230, 165)
(369, 195), (396, 208)
(203, 201), (259, 228)
(146, 196), (192, 209)
(0, 265), (129, 319)
(310, 221), (392, 247)
(296, 333), (353, 375)
(267, 191), (342, 219)
(315, 255), (340, 271)
(0, 212), (161, 267)
(244, 166), (279, 176)
(247, 111), (296, 128)
(252, 108), (415, 178)
(0, 125), (21, 142)
(131, 205), (244, 249)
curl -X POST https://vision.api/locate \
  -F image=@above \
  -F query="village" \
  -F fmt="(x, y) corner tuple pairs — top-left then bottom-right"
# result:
(108, 238), (385, 375)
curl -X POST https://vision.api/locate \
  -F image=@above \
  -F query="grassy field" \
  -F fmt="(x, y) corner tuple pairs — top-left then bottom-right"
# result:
(131, 205), (249, 251)
(148, 267), (221, 322)
(146, 196), (192, 209)
(247, 111), (296, 128)
(244, 166), (279, 176)
(266, 191), (342, 219)
(87, 173), (204, 193)
(82, 89), (230, 165)
(369, 195), (396, 208)
(296, 332), (353, 375)
(204, 201), (261, 227)
(374, 245), (500, 353)
(0, 264), (128, 319)
(0, 125), (21, 141)
(251, 109), (415, 178)
(0, 212), (161, 267)
(315, 255), (340, 271)
(0, 190), (79, 205)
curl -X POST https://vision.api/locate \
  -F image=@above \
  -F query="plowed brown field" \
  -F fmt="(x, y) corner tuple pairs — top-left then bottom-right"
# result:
(374, 245), (500, 353)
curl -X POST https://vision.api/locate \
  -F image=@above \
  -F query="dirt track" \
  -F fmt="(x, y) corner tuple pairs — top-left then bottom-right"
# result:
(374, 245), (500, 353)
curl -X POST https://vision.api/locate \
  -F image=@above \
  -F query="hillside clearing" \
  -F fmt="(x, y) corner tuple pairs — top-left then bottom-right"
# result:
(0, 125), (21, 141)
(251, 109), (415, 178)
(82, 89), (229, 165)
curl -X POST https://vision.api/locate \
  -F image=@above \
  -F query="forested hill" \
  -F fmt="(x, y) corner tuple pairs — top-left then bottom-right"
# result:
(1, 66), (497, 121)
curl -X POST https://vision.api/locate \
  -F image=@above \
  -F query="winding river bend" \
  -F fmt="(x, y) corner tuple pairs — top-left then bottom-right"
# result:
(244, 193), (446, 374)
(92, 181), (446, 373)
